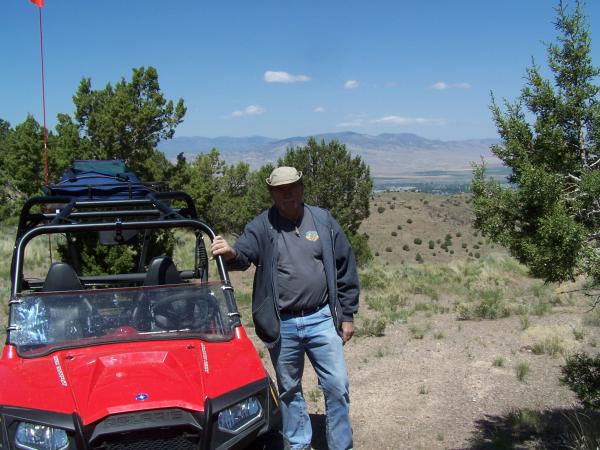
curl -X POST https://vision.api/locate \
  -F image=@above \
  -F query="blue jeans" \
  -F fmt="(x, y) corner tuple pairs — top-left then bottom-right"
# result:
(269, 305), (353, 450)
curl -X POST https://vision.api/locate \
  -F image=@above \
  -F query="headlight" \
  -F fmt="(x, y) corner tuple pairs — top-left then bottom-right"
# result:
(15, 422), (69, 450)
(217, 396), (262, 433)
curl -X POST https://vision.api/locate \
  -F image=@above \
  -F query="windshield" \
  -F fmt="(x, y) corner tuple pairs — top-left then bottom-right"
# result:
(10, 283), (236, 357)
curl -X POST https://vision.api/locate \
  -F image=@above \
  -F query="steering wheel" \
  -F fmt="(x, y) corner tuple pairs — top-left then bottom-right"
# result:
(153, 295), (199, 330)
(152, 294), (215, 331)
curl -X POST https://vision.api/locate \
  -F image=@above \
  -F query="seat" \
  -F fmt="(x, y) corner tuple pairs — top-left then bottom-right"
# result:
(143, 256), (194, 330)
(41, 262), (89, 342)
(42, 262), (83, 292)
(144, 256), (183, 286)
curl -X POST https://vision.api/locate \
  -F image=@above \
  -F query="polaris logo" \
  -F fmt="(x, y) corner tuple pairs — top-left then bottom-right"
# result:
(135, 393), (149, 401)
(102, 410), (184, 428)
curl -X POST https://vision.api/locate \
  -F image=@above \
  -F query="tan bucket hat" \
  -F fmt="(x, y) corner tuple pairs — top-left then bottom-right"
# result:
(266, 166), (303, 187)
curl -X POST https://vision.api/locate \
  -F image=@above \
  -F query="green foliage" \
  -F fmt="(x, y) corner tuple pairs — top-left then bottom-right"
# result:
(355, 317), (386, 337)
(0, 116), (44, 219)
(57, 230), (176, 275)
(347, 232), (373, 267)
(472, 2), (600, 283)
(377, 206), (385, 214)
(457, 288), (510, 320)
(70, 66), (186, 180)
(0, 67), (186, 222)
(516, 361), (530, 382)
(561, 352), (600, 409)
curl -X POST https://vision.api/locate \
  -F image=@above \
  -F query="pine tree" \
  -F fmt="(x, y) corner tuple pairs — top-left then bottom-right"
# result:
(472, 1), (600, 282)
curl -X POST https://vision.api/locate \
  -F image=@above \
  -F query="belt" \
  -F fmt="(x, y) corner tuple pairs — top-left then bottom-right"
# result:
(280, 304), (326, 317)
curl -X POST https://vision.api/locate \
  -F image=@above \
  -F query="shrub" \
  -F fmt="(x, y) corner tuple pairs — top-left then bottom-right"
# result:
(561, 353), (600, 409)
(355, 317), (386, 337)
(377, 206), (385, 214)
(390, 204), (395, 210)
(516, 362), (530, 382)
(415, 253), (424, 263)
(455, 232), (462, 237)
(493, 357), (505, 367)
(348, 232), (373, 267)
(402, 244), (410, 251)
(457, 289), (510, 320)
(391, 231), (398, 237)
(413, 238), (422, 245)
(397, 225), (402, 230)
(462, 243), (468, 249)
(532, 335), (565, 358)
(385, 247), (392, 252)
(428, 240), (435, 249)
(406, 218), (413, 224)
(359, 267), (388, 289)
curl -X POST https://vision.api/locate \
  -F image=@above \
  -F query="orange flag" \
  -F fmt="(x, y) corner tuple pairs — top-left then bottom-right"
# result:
(30, 0), (44, 7)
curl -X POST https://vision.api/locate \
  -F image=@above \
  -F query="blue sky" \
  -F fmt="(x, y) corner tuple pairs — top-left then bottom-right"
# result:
(2, 0), (599, 141)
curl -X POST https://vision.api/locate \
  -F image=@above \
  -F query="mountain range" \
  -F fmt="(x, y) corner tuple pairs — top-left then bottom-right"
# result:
(157, 132), (503, 177)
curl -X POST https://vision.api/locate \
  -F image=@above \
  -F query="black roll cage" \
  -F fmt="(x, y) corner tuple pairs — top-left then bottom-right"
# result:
(8, 189), (239, 345)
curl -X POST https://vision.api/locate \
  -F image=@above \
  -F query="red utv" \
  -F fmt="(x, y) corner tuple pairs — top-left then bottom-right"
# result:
(0, 160), (281, 449)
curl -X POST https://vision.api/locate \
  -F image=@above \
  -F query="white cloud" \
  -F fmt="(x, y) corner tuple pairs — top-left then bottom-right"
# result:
(431, 81), (472, 90)
(337, 113), (444, 128)
(344, 80), (359, 90)
(314, 106), (326, 113)
(372, 115), (444, 125)
(264, 71), (311, 83)
(230, 105), (266, 118)
(454, 82), (472, 89)
(431, 82), (449, 90)
(336, 119), (365, 128)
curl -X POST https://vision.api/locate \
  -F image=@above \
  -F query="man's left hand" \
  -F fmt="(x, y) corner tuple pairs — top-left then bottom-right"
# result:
(341, 321), (354, 345)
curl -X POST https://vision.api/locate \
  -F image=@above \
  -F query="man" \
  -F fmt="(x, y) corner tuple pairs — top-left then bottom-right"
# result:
(210, 166), (359, 450)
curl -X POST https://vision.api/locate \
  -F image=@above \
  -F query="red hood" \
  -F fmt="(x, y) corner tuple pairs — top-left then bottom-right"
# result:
(0, 329), (266, 425)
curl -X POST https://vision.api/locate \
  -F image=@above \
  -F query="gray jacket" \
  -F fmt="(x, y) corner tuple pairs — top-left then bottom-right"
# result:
(228, 204), (360, 346)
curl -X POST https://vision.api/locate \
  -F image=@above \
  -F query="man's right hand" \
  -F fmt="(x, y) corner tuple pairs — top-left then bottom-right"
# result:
(210, 235), (237, 262)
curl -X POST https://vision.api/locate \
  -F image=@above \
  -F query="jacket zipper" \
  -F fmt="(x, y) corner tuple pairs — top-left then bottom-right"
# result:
(330, 226), (339, 324)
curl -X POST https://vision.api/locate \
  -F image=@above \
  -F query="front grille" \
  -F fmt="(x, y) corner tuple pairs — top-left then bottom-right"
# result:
(92, 428), (201, 450)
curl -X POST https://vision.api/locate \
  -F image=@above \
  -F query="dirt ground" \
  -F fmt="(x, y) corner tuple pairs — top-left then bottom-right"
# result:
(246, 303), (598, 450)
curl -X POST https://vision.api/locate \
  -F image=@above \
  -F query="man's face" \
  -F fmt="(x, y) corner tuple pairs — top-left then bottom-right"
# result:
(269, 182), (304, 220)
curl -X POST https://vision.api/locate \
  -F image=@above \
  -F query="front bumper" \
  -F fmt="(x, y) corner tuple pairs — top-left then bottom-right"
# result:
(0, 378), (281, 450)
